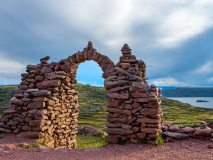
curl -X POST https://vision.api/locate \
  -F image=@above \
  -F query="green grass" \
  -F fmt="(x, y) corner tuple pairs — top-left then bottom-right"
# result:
(74, 83), (107, 130)
(77, 134), (107, 149)
(0, 85), (18, 116)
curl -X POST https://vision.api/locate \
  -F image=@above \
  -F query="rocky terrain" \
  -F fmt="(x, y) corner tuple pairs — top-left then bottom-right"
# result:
(1, 133), (213, 160)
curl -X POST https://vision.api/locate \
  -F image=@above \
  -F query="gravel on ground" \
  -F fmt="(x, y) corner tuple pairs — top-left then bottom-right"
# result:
(1, 133), (213, 160)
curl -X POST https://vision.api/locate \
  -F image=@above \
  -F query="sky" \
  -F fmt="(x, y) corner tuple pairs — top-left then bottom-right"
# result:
(0, 0), (213, 87)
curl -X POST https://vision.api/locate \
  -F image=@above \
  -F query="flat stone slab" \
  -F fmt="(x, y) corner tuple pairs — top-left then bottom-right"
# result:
(163, 131), (189, 139)
(0, 127), (12, 133)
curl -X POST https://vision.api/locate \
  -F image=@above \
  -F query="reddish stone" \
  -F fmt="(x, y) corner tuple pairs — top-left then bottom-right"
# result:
(141, 128), (158, 134)
(147, 114), (161, 119)
(107, 93), (129, 100)
(130, 134), (137, 139)
(9, 97), (23, 105)
(82, 49), (88, 60)
(35, 75), (44, 82)
(22, 126), (31, 131)
(29, 83), (35, 88)
(21, 81), (29, 85)
(117, 75), (126, 80)
(63, 59), (72, 68)
(60, 64), (71, 73)
(71, 53), (77, 63)
(13, 117), (23, 122)
(21, 73), (29, 78)
(108, 108), (132, 116)
(179, 127), (195, 133)
(132, 126), (139, 132)
(29, 120), (41, 127)
(104, 80), (128, 89)
(32, 97), (48, 102)
(102, 67), (116, 77)
(47, 99), (55, 106)
(106, 135), (118, 144)
(168, 125), (179, 132)
(148, 101), (160, 108)
(115, 67), (131, 76)
(107, 117), (127, 123)
(133, 98), (149, 103)
(132, 102), (140, 109)
(149, 134), (158, 139)
(141, 123), (146, 128)
(120, 63), (131, 69)
(75, 51), (83, 63)
(137, 133), (145, 139)
(136, 117), (160, 124)
(107, 123), (122, 128)
(107, 98), (120, 107)
(54, 64), (60, 71)
(122, 124), (132, 130)
(27, 102), (45, 109)
(40, 66), (52, 75)
(79, 52), (85, 62)
(107, 113), (121, 118)
(17, 131), (38, 138)
(31, 90), (50, 97)
(106, 128), (133, 135)
(146, 124), (161, 128)
(19, 85), (28, 90)
(36, 80), (61, 89)
(140, 108), (159, 116)
(107, 87), (123, 93)
(124, 104), (132, 109)
(87, 49), (93, 60)
(162, 121), (173, 127)
(132, 93), (148, 98)
(127, 117), (137, 125)
(91, 51), (101, 62)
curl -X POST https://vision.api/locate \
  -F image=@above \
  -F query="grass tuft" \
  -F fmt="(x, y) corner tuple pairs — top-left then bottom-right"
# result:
(77, 134), (107, 149)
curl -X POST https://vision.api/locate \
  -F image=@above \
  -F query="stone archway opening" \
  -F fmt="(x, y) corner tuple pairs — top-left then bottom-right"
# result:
(75, 61), (107, 131)
(1, 41), (162, 149)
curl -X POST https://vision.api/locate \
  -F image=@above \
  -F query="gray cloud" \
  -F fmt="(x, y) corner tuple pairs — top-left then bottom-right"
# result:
(0, 0), (213, 86)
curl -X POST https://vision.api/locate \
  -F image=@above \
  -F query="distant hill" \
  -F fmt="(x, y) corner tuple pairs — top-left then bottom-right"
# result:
(162, 87), (213, 97)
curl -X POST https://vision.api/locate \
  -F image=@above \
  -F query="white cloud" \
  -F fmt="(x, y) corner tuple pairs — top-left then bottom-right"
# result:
(156, 0), (213, 47)
(152, 77), (187, 86)
(0, 52), (25, 85)
(207, 77), (213, 82)
(194, 61), (213, 74)
(0, 52), (25, 74)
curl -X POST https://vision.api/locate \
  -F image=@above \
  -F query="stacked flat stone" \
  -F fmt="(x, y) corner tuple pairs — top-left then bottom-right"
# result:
(0, 42), (162, 148)
(105, 44), (162, 144)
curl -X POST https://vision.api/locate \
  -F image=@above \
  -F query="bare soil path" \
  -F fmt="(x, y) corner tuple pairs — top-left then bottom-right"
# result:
(1, 133), (213, 160)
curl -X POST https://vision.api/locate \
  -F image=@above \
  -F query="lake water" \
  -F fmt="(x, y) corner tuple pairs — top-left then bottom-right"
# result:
(165, 97), (213, 109)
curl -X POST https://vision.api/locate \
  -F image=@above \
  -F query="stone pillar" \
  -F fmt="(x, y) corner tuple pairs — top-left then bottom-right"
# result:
(105, 44), (162, 144)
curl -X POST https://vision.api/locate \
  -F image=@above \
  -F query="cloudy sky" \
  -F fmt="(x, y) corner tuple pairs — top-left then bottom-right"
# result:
(0, 0), (213, 87)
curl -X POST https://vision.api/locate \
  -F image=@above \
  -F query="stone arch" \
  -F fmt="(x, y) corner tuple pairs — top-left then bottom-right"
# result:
(1, 41), (162, 148)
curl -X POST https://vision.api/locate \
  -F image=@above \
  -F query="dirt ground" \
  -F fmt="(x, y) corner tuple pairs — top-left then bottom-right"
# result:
(0, 133), (213, 160)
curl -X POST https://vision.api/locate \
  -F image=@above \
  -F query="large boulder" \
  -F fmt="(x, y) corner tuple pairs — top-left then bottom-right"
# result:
(16, 131), (39, 138)
(179, 127), (195, 133)
(194, 127), (212, 137)
(168, 125), (179, 132)
(163, 131), (189, 139)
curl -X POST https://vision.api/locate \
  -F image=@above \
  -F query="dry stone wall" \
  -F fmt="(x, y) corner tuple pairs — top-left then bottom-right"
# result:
(105, 44), (162, 144)
(0, 42), (162, 148)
